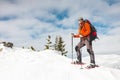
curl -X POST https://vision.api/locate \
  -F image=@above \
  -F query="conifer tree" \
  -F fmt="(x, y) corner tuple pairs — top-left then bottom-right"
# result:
(31, 46), (36, 51)
(57, 36), (68, 56)
(44, 35), (52, 50)
(54, 36), (59, 50)
(44, 35), (68, 56)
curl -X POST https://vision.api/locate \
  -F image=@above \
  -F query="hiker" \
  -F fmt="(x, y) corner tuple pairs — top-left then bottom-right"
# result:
(72, 17), (96, 68)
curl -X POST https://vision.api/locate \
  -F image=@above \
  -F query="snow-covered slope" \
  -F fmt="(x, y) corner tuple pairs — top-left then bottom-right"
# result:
(83, 54), (120, 70)
(0, 45), (120, 80)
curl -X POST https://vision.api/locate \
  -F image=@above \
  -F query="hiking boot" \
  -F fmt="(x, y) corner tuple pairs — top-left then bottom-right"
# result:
(74, 60), (82, 64)
(87, 63), (95, 68)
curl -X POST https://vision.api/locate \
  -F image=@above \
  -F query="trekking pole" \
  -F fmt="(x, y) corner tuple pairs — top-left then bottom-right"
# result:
(80, 49), (83, 69)
(71, 33), (74, 63)
(80, 38), (83, 69)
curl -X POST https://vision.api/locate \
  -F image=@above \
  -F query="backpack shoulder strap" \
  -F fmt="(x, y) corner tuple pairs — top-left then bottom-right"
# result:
(84, 19), (91, 24)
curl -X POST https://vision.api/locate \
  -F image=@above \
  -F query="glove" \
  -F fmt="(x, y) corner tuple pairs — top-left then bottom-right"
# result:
(71, 33), (74, 37)
(79, 35), (83, 37)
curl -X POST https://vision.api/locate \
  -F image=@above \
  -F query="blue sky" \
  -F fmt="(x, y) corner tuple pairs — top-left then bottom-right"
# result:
(0, 0), (120, 56)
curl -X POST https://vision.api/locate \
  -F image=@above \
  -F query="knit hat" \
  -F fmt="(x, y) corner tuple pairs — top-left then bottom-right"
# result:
(78, 17), (83, 21)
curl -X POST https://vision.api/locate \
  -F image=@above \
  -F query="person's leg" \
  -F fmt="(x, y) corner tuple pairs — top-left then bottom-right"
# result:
(85, 40), (95, 65)
(75, 39), (85, 63)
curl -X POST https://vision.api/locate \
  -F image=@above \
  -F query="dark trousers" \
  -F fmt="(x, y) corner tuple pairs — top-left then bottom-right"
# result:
(75, 37), (95, 64)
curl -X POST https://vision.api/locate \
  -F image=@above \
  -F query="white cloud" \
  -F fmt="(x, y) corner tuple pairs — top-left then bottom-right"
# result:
(0, 0), (120, 56)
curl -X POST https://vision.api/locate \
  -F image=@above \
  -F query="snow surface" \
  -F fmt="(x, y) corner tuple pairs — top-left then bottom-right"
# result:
(0, 44), (120, 80)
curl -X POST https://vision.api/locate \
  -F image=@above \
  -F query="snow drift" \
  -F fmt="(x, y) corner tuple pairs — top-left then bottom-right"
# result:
(0, 44), (120, 80)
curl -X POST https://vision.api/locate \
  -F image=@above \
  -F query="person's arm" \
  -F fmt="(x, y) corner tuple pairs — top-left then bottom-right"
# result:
(73, 27), (83, 38)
